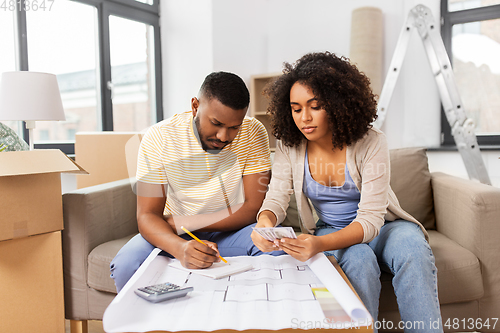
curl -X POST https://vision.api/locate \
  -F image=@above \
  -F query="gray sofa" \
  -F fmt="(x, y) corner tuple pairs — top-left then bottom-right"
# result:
(62, 147), (500, 332)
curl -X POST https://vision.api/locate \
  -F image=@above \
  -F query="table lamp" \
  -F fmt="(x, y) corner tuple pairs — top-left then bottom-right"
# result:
(0, 71), (65, 150)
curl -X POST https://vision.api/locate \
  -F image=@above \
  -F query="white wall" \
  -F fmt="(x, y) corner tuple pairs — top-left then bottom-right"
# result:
(160, 0), (499, 187)
(160, 0), (214, 114)
(161, 0), (440, 143)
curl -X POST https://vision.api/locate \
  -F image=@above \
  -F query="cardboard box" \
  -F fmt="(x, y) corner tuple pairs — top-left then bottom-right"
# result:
(75, 132), (143, 189)
(0, 149), (87, 242)
(0, 231), (65, 333)
(0, 149), (86, 332)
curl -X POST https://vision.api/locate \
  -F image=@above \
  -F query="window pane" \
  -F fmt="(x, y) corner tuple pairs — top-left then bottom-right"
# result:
(27, 0), (100, 144)
(0, 11), (23, 136)
(135, 0), (154, 5)
(109, 16), (156, 132)
(452, 19), (500, 135)
(0, 11), (15, 73)
(449, 0), (500, 12)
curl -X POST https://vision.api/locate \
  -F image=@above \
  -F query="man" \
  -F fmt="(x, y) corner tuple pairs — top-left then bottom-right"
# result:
(110, 72), (281, 292)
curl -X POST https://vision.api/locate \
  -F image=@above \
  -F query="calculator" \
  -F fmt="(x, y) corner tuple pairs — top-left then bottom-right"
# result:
(134, 282), (193, 303)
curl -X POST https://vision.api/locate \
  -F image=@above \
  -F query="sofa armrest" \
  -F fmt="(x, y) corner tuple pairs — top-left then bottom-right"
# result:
(431, 172), (500, 319)
(62, 178), (138, 317)
(431, 172), (500, 257)
(63, 178), (138, 257)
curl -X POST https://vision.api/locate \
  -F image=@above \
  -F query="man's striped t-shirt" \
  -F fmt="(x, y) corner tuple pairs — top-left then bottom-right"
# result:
(136, 111), (271, 216)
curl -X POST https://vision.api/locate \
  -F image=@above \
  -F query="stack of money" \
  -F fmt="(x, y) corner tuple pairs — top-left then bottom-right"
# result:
(252, 227), (297, 241)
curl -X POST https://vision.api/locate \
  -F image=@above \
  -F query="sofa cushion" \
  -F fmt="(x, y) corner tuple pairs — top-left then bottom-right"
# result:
(379, 230), (483, 312)
(428, 230), (483, 303)
(389, 147), (436, 230)
(88, 233), (136, 294)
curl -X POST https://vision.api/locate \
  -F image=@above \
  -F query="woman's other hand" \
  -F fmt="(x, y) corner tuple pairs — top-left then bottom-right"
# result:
(279, 234), (323, 262)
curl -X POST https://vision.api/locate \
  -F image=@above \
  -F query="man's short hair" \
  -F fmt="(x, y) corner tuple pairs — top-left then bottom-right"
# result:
(199, 71), (250, 110)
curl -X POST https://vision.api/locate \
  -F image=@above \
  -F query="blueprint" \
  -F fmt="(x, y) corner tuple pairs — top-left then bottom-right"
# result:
(103, 249), (371, 332)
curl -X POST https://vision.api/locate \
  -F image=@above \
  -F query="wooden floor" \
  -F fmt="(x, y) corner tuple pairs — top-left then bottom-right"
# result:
(65, 320), (105, 333)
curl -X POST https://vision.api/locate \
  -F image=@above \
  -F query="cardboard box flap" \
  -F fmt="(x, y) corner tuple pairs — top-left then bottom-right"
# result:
(0, 149), (88, 177)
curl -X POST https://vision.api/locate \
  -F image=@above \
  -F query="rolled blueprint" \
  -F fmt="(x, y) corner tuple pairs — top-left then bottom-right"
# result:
(349, 6), (383, 97)
(307, 253), (372, 326)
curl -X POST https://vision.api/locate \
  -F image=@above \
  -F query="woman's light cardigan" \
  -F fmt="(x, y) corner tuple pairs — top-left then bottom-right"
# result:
(258, 127), (428, 243)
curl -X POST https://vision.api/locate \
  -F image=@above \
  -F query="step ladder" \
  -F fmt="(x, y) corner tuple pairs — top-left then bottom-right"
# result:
(374, 4), (491, 185)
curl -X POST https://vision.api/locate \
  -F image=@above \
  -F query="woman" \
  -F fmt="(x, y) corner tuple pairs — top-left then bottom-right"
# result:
(251, 52), (442, 332)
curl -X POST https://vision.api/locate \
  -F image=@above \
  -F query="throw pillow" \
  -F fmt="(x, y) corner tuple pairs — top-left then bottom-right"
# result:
(0, 122), (29, 152)
(389, 147), (436, 230)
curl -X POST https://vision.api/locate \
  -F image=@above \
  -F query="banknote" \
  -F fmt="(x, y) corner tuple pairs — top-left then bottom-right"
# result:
(252, 227), (297, 241)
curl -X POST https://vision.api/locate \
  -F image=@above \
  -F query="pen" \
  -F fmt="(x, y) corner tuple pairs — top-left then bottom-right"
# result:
(180, 226), (228, 264)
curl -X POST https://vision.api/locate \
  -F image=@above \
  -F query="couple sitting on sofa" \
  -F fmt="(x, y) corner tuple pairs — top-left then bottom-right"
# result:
(110, 52), (443, 333)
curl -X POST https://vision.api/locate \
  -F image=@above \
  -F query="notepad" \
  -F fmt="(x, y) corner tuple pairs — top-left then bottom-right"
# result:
(168, 260), (253, 279)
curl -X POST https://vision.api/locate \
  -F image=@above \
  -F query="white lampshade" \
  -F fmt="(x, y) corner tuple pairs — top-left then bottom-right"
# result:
(0, 71), (65, 121)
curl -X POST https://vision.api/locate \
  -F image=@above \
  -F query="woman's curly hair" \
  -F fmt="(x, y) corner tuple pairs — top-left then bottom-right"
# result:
(264, 51), (378, 149)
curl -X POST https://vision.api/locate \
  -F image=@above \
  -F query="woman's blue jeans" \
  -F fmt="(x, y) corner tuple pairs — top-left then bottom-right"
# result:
(315, 220), (443, 333)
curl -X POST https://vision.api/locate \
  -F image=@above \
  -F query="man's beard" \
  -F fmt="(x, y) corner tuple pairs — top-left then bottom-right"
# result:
(194, 116), (227, 154)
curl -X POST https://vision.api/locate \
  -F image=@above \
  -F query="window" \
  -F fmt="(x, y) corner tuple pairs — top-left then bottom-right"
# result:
(0, 11), (22, 136)
(0, 11), (16, 77)
(441, 0), (500, 146)
(2, 0), (162, 154)
(448, 0), (500, 11)
(109, 15), (156, 132)
(27, 0), (100, 143)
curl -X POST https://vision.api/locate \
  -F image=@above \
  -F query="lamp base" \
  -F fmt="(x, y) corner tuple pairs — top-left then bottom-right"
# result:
(25, 120), (36, 151)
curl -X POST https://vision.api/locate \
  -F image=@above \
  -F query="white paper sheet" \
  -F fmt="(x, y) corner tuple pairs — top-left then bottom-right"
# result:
(168, 258), (253, 279)
(103, 250), (371, 332)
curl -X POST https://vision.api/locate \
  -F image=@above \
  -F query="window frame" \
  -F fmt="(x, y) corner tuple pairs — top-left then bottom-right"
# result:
(440, 1), (500, 148)
(12, 0), (163, 154)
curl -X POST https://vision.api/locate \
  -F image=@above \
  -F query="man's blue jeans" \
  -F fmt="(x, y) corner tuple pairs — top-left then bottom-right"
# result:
(110, 223), (284, 292)
(315, 220), (443, 333)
